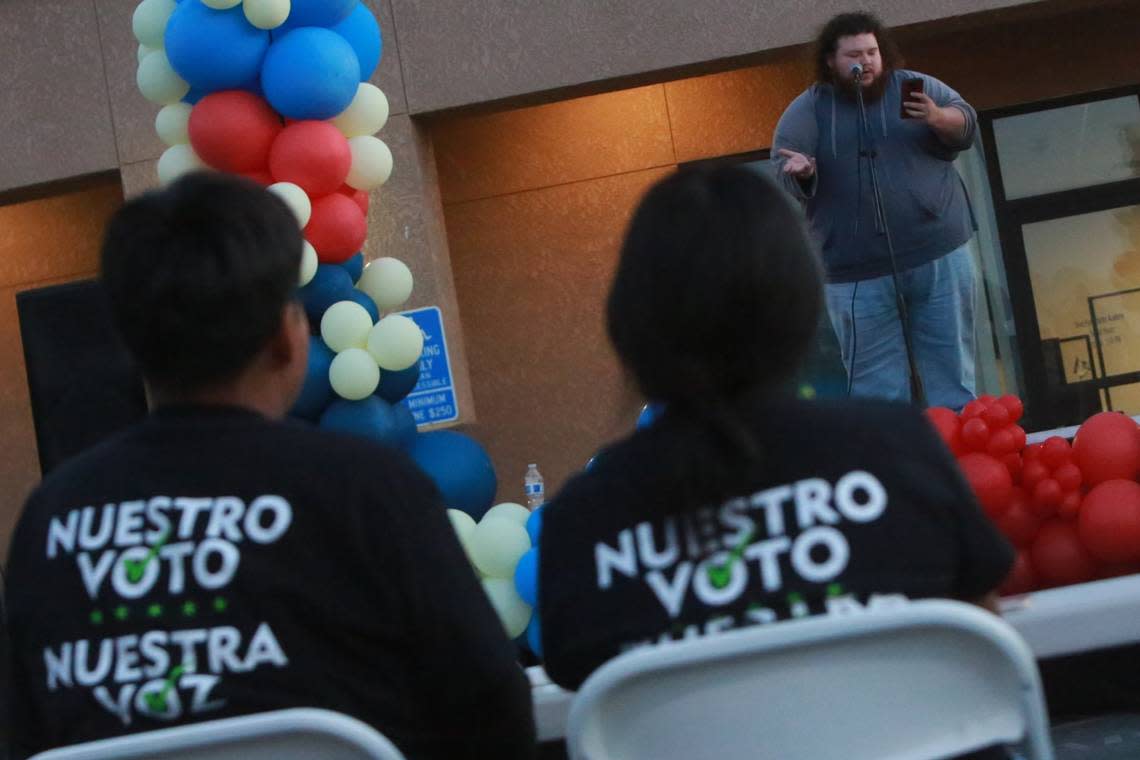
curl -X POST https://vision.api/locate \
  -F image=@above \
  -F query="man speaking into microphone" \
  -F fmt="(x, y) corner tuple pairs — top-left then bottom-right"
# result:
(773, 12), (978, 410)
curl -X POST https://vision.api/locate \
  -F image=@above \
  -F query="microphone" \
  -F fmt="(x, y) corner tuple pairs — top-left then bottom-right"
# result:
(850, 63), (864, 80)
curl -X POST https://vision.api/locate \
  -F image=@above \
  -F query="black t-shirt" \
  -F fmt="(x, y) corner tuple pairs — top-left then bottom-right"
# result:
(539, 398), (1015, 691)
(5, 406), (535, 760)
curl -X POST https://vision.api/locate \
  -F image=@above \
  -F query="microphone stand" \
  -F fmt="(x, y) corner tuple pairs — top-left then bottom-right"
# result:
(853, 70), (927, 407)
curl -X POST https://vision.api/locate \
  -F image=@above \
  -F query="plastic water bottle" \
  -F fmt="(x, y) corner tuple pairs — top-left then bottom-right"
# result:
(524, 464), (545, 509)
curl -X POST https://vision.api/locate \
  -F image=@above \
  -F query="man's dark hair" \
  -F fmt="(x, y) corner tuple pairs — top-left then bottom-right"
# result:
(813, 11), (904, 84)
(100, 172), (303, 394)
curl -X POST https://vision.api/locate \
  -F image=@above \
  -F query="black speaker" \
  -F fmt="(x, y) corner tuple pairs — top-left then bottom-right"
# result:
(16, 279), (148, 475)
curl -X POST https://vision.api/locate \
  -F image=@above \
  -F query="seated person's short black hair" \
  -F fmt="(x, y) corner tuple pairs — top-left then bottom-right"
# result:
(100, 172), (303, 394)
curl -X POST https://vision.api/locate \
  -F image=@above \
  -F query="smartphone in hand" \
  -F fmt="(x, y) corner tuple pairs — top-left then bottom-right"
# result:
(901, 77), (925, 119)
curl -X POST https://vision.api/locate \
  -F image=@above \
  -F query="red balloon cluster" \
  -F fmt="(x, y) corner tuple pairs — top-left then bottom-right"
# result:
(926, 402), (1140, 594)
(185, 90), (367, 266)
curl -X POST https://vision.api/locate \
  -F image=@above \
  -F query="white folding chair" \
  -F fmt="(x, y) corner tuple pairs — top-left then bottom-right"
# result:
(30, 707), (407, 760)
(567, 599), (1054, 760)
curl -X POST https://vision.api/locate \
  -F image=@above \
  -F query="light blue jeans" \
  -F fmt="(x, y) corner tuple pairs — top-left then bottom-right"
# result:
(825, 244), (977, 410)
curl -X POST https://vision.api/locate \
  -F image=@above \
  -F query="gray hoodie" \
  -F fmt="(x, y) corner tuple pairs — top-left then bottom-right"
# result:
(772, 70), (977, 283)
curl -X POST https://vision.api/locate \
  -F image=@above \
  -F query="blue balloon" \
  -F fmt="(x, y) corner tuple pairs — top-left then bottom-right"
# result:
(291, 336), (335, 420)
(376, 363), (420, 404)
(320, 396), (407, 447)
(280, 0), (355, 30)
(525, 615), (543, 658)
(165, 1), (269, 93)
(525, 504), (544, 545)
(298, 264), (355, 325)
(514, 548), (538, 607)
(261, 27), (360, 120)
(636, 402), (666, 429)
(391, 402), (418, 449)
(330, 2), (382, 81)
(347, 287), (379, 322)
(339, 252), (365, 283)
(408, 431), (497, 519)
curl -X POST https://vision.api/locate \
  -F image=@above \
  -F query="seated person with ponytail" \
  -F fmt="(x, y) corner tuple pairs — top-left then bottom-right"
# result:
(538, 166), (1014, 695)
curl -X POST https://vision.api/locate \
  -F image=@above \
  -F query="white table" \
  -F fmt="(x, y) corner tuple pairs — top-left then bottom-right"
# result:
(529, 574), (1140, 742)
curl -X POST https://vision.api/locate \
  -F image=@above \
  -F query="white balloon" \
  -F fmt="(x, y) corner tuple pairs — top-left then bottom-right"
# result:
(155, 102), (192, 146)
(299, 241), (318, 286)
(267, 182), (311, 228)
(357, 257), (413, 311)
(132, 0), (176, 49)
(328, 348), (380, 401)
(157, 144), (205, 184)
(346, 136), (393, 191)
(470, 517), (531, 579)
(201, 0), (242, 7)
(137, 50), (190, 105)
(482, 578), (533, 638)
(366, 314), (424, 371)
(321, 301), (374, 353)
(244, 0), (290, 29)
(138, 44), (157, 63)
(332, 84), (390, 137)
(448, 509), (477, 544)
(483, 503), (531, 526)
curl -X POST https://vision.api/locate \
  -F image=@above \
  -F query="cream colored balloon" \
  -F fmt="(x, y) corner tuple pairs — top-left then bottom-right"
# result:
(366, 314), (423, 371)
(482, 578), (533, 638)
(483, 503), (531, 526)
(357, 257), (413, 311)
(132, 0), (176, 48)
(137, 51), (190, 105)
(299, 241), (318, 286)
(201, 0), (242, 8)
(345, 137), (393, 191)
(321, 301), (374, 353)
(243, 0), (290, 29)
(138, 44), (157, 63)
(267, 182), (311, 228)
(157, 144), (205, 184)
(448, 509), (478, 563)
(332, 84), (390, 137)
(470, 517), (531, 579)
(328, 348), (380, 401)
(155, 102), (192, 146)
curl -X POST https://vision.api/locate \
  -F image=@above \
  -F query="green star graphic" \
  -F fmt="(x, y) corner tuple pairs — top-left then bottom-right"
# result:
(213, 597), (228, 613)
(89, 610), (104, 625)
(181, 601), (198, 617)
(147, 603), (164, 618)
(113, 605), (129, 621)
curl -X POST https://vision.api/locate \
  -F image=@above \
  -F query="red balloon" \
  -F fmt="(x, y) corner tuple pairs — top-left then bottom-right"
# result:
(1001, 452), (1022, 484)
(304, 193), (367, 264)
(987, 428), (1018, 457)
(269, 121), (352, 197)
(1023, 443), (1044, 461)
(1041, 436), (1073, 470)
(1077, 479), (1140, 564)
(999, 395), (1024, 422)
(978, 394), (997, 405)
(1000, 552), (1037, 596)
(961, 399), (988, 419)
(1030, 478), (1062, 517)
(1073, 412), (1140, 486)
(1021, 459), (1049, 491)
(1031, 519), (1098, 587)
(957, 453), (1013, 519)
(1053, 462), (1082, 492)
(1009, 425), (1027, 452)
(338, 185), (370, 216)
(997, 489), (1043, 548)
(1098, 563), (1140, 580)
(1058, 490), (1082, 520)
(982, 403), (1011, 429)
(188, 91), (282, 173)
(961, 417), (991, 451)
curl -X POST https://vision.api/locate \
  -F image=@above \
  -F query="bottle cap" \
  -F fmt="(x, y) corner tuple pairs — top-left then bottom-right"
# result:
(528, 463), (537, 469)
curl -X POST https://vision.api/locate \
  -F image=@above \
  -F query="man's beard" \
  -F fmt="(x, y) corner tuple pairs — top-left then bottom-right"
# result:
(833, 68), (891, 104)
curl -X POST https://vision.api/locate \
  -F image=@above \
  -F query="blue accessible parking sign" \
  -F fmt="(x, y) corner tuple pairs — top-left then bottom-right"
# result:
(398, 306), (459, 427)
